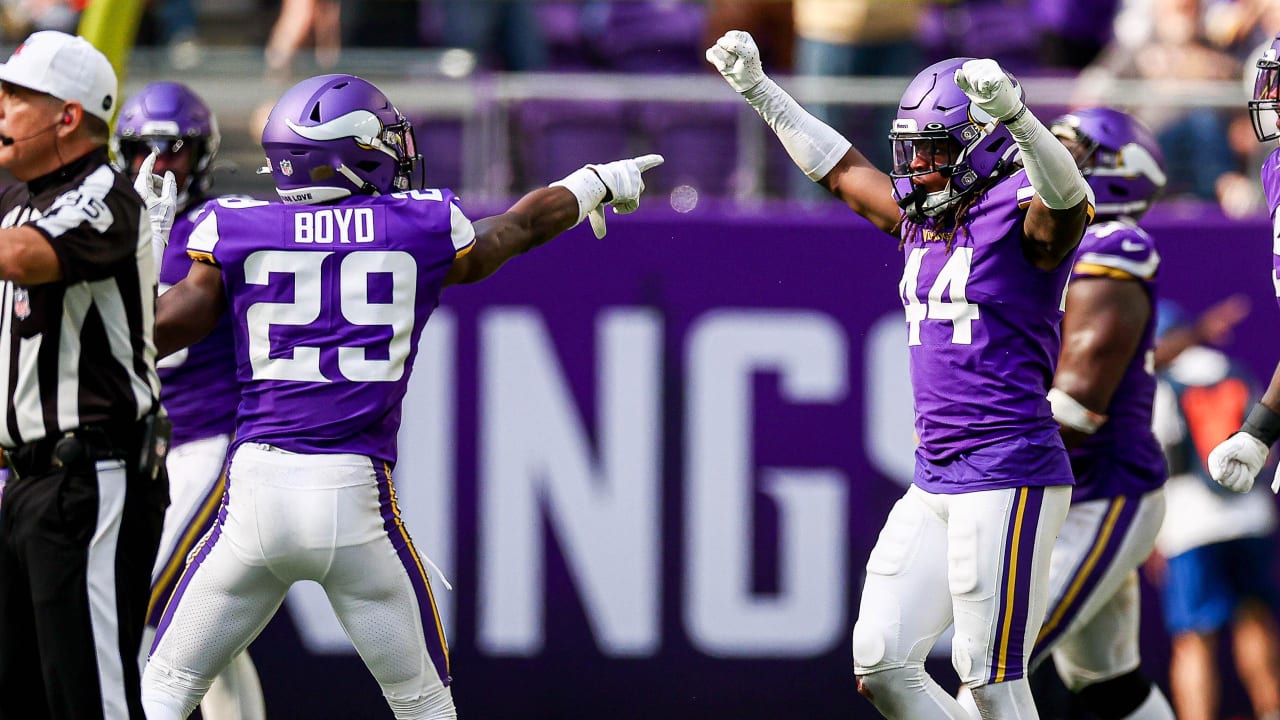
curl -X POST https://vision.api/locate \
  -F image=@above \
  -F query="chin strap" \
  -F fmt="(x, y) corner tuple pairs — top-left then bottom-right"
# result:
(336, 164), (380, 196)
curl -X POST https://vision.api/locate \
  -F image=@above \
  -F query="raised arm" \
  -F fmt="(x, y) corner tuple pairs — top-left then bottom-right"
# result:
(445, 155), (663, 286)
(155, 260), (225, 358)
(1050, 277), (1150, 449)
(706, 31), (902, 235)
(954, 60), (1093, 270)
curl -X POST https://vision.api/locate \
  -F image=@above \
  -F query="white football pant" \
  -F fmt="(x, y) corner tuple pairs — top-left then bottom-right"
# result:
(853, 484), (1071, 719)
(142, 443), (455, 720)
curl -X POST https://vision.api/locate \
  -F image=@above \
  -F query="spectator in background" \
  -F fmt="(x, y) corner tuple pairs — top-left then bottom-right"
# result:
(790, 0), (923, 193)
(1079, 0), (1240, 203)
(704, 0), (793, 75)
(264, 0), (341, 80)
(0, 0), (80, 39)
(1150, 298), (1280, 720)
(440, 0), (546, 71)
(1032, 0), (1121, 69)
(152, 0), (200, 69)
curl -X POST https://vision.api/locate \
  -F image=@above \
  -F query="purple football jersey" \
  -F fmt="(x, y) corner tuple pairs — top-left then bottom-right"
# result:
(185, 189), (476, 464)
(159, 201), (238, 447)
(1264, 147), (1280, 310)
(903, 169), (1077, 492)
(1067, 220), (1166, 503)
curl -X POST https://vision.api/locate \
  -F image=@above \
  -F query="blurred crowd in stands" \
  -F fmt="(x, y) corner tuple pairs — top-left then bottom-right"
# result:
(6, 0), (1280, 212)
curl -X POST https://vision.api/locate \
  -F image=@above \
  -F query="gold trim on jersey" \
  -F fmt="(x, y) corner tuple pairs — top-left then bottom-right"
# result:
(1072, 263), (1137, 281)
(187, 250), (219, 266)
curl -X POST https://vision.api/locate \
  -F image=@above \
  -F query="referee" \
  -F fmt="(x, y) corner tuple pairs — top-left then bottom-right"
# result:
(0, 32), (168, 720)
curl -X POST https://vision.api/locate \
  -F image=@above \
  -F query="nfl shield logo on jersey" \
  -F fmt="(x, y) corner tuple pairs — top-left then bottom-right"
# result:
(279, 159), (293, 176)
(13, 288), (29, 320)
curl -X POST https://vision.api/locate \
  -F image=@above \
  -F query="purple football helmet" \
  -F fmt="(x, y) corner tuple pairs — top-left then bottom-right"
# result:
(1250, 32), (1280, 142)
(261, 74), (421, 204)
(889, 58), (1023, 222)
(111, 81), (220, 198)
(1049, 107), (1166, 222)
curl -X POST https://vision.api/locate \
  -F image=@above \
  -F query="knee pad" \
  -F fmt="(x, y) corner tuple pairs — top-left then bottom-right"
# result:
(1075, 670), (1153, 720)
(852, 618), (888, 670)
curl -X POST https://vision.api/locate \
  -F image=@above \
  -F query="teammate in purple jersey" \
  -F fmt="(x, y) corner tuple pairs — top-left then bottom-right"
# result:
(1016, 108), (1174, 719)
(709, 30), (1093, 719)
(1209, 30), (1280, 495)
(138, 73), (662, 720)
(112, 82), (266, 720)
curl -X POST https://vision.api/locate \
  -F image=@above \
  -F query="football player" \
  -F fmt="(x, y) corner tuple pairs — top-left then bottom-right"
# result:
(139, 73), (662, 719)
(708, 30), (1093, 719)
(1023, 107), (1175, 720)
(112, 81), (267, 720)
(1208, 31), (1280, 495)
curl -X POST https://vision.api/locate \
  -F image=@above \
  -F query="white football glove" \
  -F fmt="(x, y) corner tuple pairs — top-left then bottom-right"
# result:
(552, 154), (664, 238)
(953, 59), (1024, 122)
(705, 30), (767, 95)
(1207, 431), (1269, 493)
(133, 150), (178, 258)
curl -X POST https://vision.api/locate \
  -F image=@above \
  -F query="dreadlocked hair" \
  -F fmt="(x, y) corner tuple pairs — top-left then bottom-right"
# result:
(894, 175), (1001, 254)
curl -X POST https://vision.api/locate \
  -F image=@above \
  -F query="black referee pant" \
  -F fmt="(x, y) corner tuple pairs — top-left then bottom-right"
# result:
(0, 431), (167, 720)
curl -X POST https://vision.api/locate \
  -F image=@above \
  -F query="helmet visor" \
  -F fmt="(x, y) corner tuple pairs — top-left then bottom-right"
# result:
(117, 136), (193, 172)
(1251, 59), (1280, 142)
(1255, 60), (1280, 104)
(889, 133), (960, 179)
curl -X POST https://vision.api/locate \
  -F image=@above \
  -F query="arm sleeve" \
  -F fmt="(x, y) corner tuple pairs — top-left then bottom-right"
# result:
(742, 78), (853, 181)
(1004, 109), (1093, 211)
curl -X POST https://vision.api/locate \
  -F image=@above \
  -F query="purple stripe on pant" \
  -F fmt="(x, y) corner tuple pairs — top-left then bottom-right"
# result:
(150, 496), (229, 653)
(987, 486), (1045, 684)
(1031, 497), (1139, 664)
(374, 462), (452, 686)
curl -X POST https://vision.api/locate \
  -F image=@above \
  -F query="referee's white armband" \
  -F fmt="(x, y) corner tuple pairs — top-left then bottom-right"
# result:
(1048, 388), (1107, 434)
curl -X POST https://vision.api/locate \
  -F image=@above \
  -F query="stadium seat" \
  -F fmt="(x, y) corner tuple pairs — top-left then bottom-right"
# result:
(510, 99), (633, 192)
(535, 1), (595, 71)
(586, 1), (707, 73)
(634, 101), (741, 198)
(407, 114), (467, 195)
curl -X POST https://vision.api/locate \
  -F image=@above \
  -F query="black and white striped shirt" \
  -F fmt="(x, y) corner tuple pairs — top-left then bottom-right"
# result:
(0, 147), (160, 447)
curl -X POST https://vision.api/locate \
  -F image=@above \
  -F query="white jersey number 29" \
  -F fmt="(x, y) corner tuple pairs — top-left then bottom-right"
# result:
(898, 247), (980, 345)
(244, 249), (417, 383)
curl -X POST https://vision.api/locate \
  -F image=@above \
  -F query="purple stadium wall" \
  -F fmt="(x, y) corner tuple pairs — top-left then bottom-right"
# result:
(246, 201), (1277, 719)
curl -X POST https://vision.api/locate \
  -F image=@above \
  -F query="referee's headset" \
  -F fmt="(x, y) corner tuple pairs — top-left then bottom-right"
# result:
(0, 110), (74, 146)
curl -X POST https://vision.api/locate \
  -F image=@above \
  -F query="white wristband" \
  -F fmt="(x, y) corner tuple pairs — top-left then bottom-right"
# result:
(550, 167), (607, 227)
(743, 77), (852, 181)
(1048, 388), (1108, 434)
(1005, 108), (1091, 210)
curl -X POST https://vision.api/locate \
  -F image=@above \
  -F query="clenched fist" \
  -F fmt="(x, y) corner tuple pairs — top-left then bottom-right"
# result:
(953, 59), (1024, 122)
(706, 30), (767, 95)
(1207, 431), (1268, 493)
